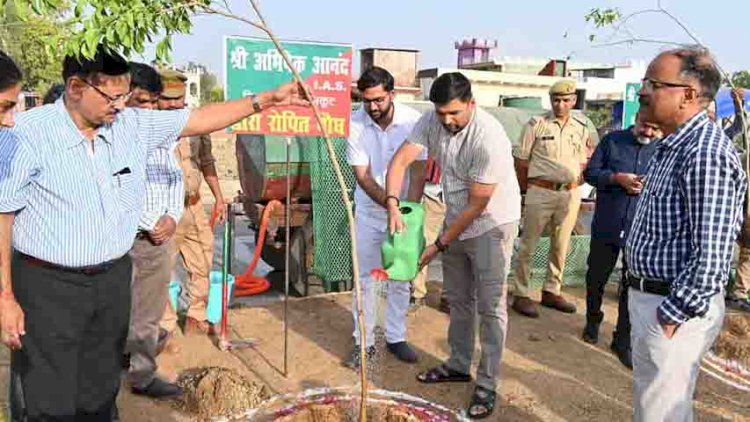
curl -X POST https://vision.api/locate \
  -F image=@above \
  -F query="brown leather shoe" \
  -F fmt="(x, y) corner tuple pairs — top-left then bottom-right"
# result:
(512, 296), (539, 318)
(540, 291), (577, 314)
(184, 317), (211, 336)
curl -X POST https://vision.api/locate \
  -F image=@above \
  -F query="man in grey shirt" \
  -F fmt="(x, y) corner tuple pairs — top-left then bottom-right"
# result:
(386, 72), (521, 420)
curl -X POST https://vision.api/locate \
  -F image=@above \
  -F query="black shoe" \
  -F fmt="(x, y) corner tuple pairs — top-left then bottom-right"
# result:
(582, 321), (600, 344)
(342, 345), (377, 369)
(610, 337), (633, 370)
(131, 377), (183, 398)
(386, 341), (419, 363)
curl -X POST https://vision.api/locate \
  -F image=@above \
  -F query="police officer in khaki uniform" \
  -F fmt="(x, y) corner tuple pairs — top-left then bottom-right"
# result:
(157, 69), (227, 337)
(512, 80), (594, 318)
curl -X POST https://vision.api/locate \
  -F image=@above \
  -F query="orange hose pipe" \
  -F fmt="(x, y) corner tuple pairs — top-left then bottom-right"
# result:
(232, 200), (283, 296)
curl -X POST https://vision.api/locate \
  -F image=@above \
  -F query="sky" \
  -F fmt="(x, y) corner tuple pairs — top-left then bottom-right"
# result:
(159, 0), (750, 84)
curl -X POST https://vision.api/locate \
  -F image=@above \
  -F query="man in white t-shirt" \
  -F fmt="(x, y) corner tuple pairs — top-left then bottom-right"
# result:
(344, 66), (423, 367)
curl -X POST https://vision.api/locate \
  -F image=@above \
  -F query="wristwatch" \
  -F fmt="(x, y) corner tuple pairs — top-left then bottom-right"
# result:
(250, 94), (263, 114)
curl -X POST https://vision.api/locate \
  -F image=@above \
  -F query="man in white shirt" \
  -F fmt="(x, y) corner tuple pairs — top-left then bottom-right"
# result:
(345, 66), (423, 367)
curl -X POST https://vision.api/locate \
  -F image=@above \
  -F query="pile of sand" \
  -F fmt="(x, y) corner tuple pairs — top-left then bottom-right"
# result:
(176, 366), (269, 420)
(714, 314), (750, 366)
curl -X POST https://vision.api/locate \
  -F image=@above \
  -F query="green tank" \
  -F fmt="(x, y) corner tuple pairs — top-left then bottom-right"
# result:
(502, 96), (543, 110)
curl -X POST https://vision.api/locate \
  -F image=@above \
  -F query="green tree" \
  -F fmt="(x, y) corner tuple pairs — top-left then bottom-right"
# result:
(0, 2), (70, 93)
(198, 68), (219, 104)
(585, 104), (613, 132)
(0, 0), (230, 60)
(731, 71), (750, 89)
(208, 86), (224, 103)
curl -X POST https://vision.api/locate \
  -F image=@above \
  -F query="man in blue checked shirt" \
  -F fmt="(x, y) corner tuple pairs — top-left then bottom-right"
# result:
(0, 46), (307, 420)
(124, 62), (185, 399)
(625, 46), (747, 421)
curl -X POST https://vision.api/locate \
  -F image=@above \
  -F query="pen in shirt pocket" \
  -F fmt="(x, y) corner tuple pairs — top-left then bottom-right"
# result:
(113, 167), (131, 187)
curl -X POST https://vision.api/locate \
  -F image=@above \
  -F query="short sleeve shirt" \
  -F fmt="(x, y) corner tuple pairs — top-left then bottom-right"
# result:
(515, 112), (593, 184)
(408, 107), (521, 240)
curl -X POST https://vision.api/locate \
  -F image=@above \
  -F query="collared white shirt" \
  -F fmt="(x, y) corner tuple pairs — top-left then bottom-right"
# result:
(346, 103), (423, 223)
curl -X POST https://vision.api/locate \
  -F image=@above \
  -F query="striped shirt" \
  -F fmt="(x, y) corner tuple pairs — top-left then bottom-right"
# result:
(408, 108), (521, 240)
(625, 111), (747, 325)
(0, 99), (189, 267)
(139, 147), (184, 231)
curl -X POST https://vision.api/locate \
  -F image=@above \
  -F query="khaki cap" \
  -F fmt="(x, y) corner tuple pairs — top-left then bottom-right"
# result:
(549, 80), (577, 96)
(159, 69), (187, 99)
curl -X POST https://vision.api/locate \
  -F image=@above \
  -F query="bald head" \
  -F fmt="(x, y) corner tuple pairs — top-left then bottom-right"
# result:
(658, 46), (721, 103)
(638, 46), (722, 135)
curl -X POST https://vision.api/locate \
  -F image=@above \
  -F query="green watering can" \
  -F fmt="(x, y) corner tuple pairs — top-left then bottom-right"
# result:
(371, 201), (426, 282)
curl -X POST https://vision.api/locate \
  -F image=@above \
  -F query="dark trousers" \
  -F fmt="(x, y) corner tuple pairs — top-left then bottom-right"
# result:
(10, 253), (132, 421)
(584, 238), (630, 344)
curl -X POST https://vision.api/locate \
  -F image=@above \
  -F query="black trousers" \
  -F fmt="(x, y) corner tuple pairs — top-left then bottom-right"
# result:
(10, 253), (131, 421)
(584, 238), (630, 344)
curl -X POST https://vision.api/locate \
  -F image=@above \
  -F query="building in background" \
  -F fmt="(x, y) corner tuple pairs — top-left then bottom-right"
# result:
(417, 66), (565, 109)
(354, 47), (421, 101)
(455, 38), (498, 68)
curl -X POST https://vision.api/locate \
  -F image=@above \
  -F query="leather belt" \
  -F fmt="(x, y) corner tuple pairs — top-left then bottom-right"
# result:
(19, 253), (124, 276)
(528, 178), (577, 191)
(626, 272), (670, 297)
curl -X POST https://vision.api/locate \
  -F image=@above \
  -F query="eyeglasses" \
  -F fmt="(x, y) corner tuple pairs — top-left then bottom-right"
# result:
(79, 78), (131, 105)
(641, 78), (693, 93)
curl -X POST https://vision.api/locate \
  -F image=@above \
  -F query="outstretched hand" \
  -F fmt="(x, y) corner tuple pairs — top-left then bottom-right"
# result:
(270, 82), (310, 108)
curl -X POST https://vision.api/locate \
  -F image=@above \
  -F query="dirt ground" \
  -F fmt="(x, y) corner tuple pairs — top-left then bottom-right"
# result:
(108, 282), (750, 421)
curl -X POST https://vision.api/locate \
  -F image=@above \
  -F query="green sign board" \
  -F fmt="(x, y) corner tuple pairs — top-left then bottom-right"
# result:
(623, 82), (641, 129)
(224, 36), (352, 137)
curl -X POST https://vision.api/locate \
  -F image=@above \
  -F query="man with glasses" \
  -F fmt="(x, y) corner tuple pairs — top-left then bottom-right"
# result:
(344, 66), (422, 368)
(626, 46), (746, 421)
(0, 46), (306, 420)
(512, 80), (596, 319)
(124, 62), (185, 398)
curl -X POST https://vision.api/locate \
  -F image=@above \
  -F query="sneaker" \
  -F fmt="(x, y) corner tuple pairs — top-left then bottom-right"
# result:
(342, 345), (377, 369)
(386, 341), (419, 363)
(726, 296), (750, 313)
